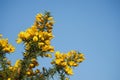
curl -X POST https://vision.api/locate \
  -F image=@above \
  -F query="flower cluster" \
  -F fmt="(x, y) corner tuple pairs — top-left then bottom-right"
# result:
(26, 58), (40, 76)
(8, 59), (22, 72)
(29, 58), (39, 69)
(16, 12), (54, 53)
(0, 12), (85, 80)
(51, 50), (85, 75)
(0, 34), (15, 53)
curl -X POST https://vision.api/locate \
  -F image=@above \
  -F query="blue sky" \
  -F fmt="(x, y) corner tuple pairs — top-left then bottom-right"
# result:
(0, 0), (120, 80)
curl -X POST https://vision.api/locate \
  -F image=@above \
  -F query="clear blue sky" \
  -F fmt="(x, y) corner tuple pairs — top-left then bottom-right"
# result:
(0, 0), (120, 80)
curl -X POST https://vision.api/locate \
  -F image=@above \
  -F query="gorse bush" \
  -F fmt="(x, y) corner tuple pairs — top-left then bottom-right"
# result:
(0, 12), (85, 80)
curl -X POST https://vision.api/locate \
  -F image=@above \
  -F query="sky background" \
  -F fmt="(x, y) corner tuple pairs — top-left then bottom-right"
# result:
(0, 0), (120, 80)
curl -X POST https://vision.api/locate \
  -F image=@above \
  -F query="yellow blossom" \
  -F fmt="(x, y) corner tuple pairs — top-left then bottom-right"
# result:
(25, 43), (31, 50)
(16, 38), (22, 44)
(7, 78), (11, 80)
(31, 58), (39, 66)
(49, 49), (54, 52)
(26, 71), (32, 76)
(29, 63), (35, 68)
(46, 22), (53, 28)
(26, 28), (36, 37)
(44, 54), (52, 58)
(60, 62), (67, 67)
(0, 37), (15, 53)
(79, 53), (84, 57)
(8, 66), (13, 71)
(36, 13), (43, 18)
(33, 36), (38, 42)
(35, 69), (40, 73)
(6, 61), (11, 65)
(42, 45), (49, 51)
(55, 51), (61, 58)
(45, 40), (50, 45)
(65, 78), (69, 80)
(55, 59), (61, 65)
(18, 31), (25, 39)
(31, 58), (36, 62)
(3, 47), (10, 52)
(26, 71), (31, 75)
(8, 44), (15, 53)
(38, 42), (44, 47)
(65, 66), (73, 75)
(48, 17), (53, 21)
(24, 32), (30, 39)
(68, 61), (75, 66)
(14, 59), (22, 68)
(49, 21), (55, 25)
(77, 59), (84, 63)
(36, 13), (44, 23)
(48, 46), (54, 52)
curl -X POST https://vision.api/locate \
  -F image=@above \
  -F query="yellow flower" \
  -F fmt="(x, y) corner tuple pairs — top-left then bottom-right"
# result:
(7, 78), (11, 80)
(55, 51), (61, 58)
(16, 38), (22, 44)
(8, 44), (15, 53)
(48, 17), (53, 21)
(49, 21), (55, 25)
(44, 54), (52, 58)
(48, 46), (54, 52)
(31, 58), (39, 66)
(45, 40), (50, 45)
(18, 31), (30, 40)
(35, 69), (40, 73)
(49, 49), (54, 53)
(31, 58), (36, 62)
(79, 53), (84, 57)
(23, 52), (29, 57)
(1, 39), (8, 47)
(8, 66), (13, 71)
(29, 63), (35, 68)
(47, 29), (52, 33)
(14, 59), (22, 68)
(46, 22), (53, 28)
(65, 66), (73, 75)
(60, 62), (67, 67)
(42, 45), (49, 51)
(36, 17), (44, 23)
(26, 69), (33, 76)
(38, 42), (44, 47)
(33, 36), (38, 42)
(77, 59), (84, 63)
(68, 61), (75, 66)
(36, 13), (43, 18)
(65, 78), (69, 80)
(25, 44), (31, 50)
(47, 33), (54, 39)
(26, 71), (31, 75)
(48, 54), (52, 58)
(26, 26), (38, 37)
(3, 47), (10, 52)
(18, 31), (25, 39)
(55, 59), (61, 65)
(38, 31), (43, 38)
(3, 45), (15, 53)
(31, 25), (38, 31)
(7, 61), (11, 65)
(63, 54), (67, 59)
(26, 71), (32, 76)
